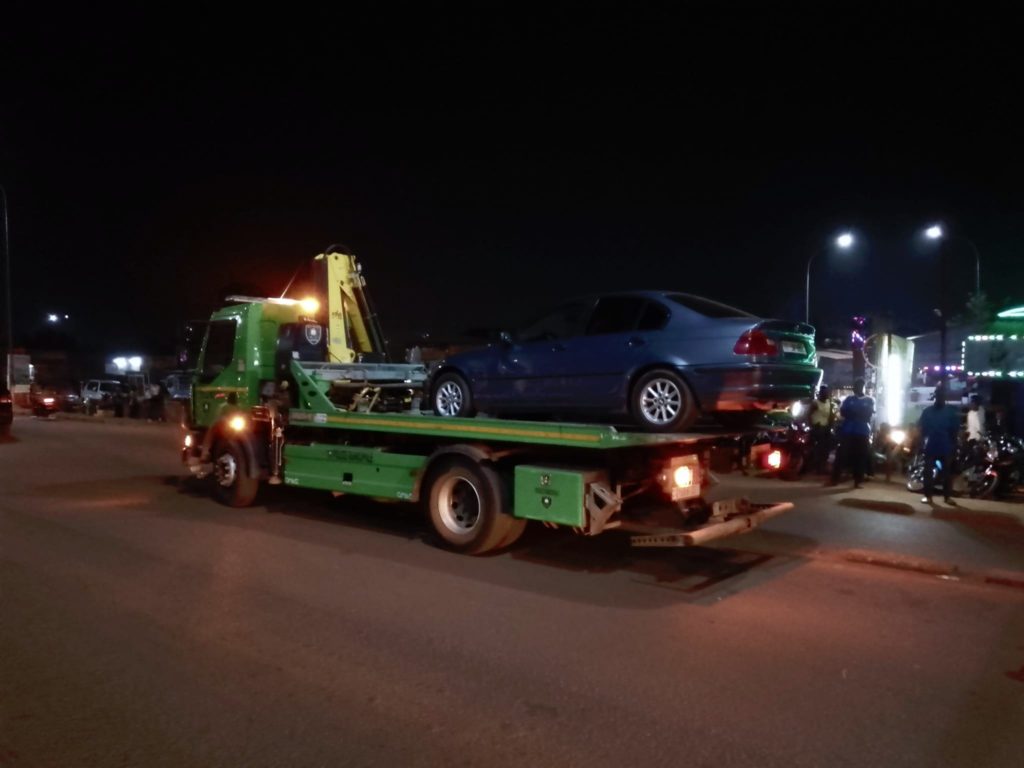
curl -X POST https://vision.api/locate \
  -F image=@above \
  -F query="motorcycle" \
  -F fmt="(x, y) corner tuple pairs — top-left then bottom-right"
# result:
(756, 422), (812, 479)
(987, 433), (1024, 497)
(905, 437), (999, 498)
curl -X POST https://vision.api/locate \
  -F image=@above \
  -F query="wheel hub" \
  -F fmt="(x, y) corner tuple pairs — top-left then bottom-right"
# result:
(215, 452), (237, 487)
(640, 379), (682, 424)
(437, 476), (482, 534)
(436, 382), (464, 417)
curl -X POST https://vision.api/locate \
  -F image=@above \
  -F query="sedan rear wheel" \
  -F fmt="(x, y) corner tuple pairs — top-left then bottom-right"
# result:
(631, 369), (697, 433)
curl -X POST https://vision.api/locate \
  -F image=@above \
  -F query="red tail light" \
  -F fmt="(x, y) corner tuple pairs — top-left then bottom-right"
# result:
(734, 329), (779, 356)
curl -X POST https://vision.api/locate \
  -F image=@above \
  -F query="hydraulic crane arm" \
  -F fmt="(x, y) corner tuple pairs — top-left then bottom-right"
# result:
(314, 249), (390, 364)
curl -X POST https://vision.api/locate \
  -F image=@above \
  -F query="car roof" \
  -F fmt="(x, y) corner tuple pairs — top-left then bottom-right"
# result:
(561, 290), (758, 318)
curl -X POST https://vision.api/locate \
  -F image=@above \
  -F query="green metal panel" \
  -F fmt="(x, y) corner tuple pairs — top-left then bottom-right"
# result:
(283, 443), (425, 500)
(513, 466), (587, 526)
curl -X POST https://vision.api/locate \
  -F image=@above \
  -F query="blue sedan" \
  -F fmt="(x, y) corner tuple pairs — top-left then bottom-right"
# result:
(429, 292), (822, 432)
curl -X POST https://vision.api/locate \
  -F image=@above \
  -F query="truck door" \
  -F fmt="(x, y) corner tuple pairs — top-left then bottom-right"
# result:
(192, 319), (240, 427)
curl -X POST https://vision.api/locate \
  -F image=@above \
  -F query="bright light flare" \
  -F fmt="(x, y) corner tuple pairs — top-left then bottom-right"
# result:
(889, 429), (907, 445)
(767, 450), (783, 469)
(925, 224), (943, 240)
(836, 232), (854, 249)
(228, 415), (247, 432)
(673, 465), (694, 488)
(184, 433), (193, 448)
(42, 397), (55, 405)
(47, 313), (59, 323)
(299, 297), (320, 315)
(790, 401), (804, 418)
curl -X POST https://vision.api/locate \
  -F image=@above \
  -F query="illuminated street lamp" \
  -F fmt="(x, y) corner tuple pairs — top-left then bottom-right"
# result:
(806, 231), (855, 324)
(922, 223), (981, 295)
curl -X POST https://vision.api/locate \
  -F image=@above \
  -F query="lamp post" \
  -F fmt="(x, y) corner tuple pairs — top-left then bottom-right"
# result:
(924, 224), (983, 377)
(924, 224), (981, 295)
(1, 183), (11, 389)
(805, 231), (854, 324)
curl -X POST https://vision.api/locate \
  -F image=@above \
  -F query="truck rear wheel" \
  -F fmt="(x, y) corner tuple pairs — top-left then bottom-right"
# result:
(427, 459), (524, 554)
(212, 440), (259, 508)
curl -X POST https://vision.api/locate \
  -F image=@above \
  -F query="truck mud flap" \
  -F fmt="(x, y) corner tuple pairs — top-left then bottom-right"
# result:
(628, 499), (793, 548)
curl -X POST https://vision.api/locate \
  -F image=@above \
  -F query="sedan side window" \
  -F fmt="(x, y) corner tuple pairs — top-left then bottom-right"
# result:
(637, 301), (670, 331)
(586, 296), (646, 336)
(518, 302), (590, 342)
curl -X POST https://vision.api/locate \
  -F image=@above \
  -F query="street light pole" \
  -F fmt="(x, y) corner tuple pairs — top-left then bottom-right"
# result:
(804, 252), (816, 325)
(0, 183), (11, 388)
(805, 232), (854, 325)
(925, 224), (981, 296)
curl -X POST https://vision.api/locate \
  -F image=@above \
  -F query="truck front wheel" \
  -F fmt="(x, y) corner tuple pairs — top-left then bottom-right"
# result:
(427, 459), (525, 554)
(212, 440), (259, 508)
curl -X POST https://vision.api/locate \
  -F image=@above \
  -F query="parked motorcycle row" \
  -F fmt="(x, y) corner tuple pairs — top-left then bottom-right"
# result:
(905, 432), (1024, 500)
(740, 421), (907, 480)
(743, 411), (1024, 500)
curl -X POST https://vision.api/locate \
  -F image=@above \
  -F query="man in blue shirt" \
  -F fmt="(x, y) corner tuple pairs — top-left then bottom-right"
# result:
(828, 378), (874, 488)
(918, 385), (962, 504)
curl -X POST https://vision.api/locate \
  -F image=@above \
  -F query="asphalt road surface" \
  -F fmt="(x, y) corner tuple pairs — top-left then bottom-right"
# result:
(2, 417), (1023, 767)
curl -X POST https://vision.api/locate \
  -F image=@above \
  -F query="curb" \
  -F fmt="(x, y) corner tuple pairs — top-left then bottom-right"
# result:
(835, 547), (1024, 592)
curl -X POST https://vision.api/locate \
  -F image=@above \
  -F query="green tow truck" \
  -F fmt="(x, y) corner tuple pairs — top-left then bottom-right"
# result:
(181, 251), (792, 555)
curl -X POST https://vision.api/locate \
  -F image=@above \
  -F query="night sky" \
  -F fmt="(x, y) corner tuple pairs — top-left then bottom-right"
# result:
(2, 6), (1023, 359)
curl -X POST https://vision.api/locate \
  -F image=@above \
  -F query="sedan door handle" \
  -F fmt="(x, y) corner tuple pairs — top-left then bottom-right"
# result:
(627, 337), (646, 347)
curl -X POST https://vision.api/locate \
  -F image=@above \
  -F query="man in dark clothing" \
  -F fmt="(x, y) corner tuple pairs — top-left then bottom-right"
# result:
(918, 385), (961, 504)
(829, 378), (874, 488)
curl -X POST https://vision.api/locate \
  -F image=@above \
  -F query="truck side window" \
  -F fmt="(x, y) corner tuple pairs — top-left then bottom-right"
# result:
(200, 320), (237, 380)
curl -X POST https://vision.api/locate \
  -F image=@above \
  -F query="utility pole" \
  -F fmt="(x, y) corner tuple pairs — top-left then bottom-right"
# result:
(937, 239), (948, 379)
(1, 183), (11, 389)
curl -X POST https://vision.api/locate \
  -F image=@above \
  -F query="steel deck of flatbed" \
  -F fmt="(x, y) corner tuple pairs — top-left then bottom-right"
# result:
(288, 407), (746, 449)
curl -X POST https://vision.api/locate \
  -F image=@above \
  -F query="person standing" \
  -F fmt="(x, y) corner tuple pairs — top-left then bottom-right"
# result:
(807, 385), (836, 474)
(966, 394), (986, 442)
(918, 385), (961, 504)
(829, 378), (874, 488)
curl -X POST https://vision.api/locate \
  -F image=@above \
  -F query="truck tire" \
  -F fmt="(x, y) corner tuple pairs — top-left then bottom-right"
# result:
(432, 372), (475, 418)
(630, 369), (697, 433)
(212, 440), (259, 508)
(427, 459), (521, 554)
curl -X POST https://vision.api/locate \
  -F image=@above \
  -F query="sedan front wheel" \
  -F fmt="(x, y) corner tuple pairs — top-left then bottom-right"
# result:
(432, 372), (475, 418)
